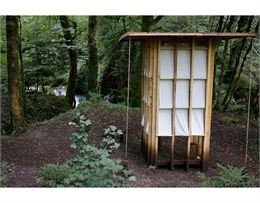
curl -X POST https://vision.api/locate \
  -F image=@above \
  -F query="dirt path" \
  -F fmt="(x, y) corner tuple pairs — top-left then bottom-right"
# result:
(1, 106), (259, 187)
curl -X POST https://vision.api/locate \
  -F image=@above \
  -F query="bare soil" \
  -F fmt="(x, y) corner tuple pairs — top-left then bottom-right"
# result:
(1, 105), (259, 187)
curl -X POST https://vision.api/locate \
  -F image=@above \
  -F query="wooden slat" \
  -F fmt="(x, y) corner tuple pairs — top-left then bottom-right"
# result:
(120, 32), (256, 42)
(186, 38), (195, 171)
(144, 43), (148, 160)
(150, 40), (156, 165)
(154, 39), (160, 166)
(170, 45), (177, 170)
(147, 41), (152, 164)
(141, 41), (145, 152)
(202, 39), (215, 171)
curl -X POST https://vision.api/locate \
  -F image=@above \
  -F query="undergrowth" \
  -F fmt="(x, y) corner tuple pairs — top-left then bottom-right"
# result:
(37, 112), (135, 187)
(199, 163), (258, 187)
(76, 92), (127, 114)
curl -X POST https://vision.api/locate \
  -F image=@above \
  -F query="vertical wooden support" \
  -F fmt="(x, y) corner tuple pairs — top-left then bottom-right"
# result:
(150, 39), (158, 165)
(202, 39), (215, 171)
(170, 44), (177, 170)
(186, 38), (195, 170)
(154, 39), (160, 166)
(149, 40), (157, 165)
(141, 41), (145, 152)
(144, 42), (148, 160)
(147, 41), (151, 163)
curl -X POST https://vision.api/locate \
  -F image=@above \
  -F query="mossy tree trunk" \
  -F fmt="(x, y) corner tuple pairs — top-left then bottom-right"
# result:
(60, 16), (77, 108)
(6, 16), (25, 131)
(87, 16), (98, 94)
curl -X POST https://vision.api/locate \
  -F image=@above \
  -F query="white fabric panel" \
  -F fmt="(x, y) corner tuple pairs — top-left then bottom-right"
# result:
(158, 110), (172, 136)
(141, 114), (144, 126)
(191, 109), (204, 135)
(194, 50), (207, 79)
(175, 109), (189, 136)
(192, 80), (205, 108)
(148, 67), (152, 78)
(160, 50), (174, 79)
(145, 121), (149, 134)
(177, 50), (190, 79)
(176, 80), (189, 108)
(159, 80), (173, 108)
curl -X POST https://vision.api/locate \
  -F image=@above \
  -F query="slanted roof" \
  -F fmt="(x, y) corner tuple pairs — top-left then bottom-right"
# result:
(119, 32), (257, 42)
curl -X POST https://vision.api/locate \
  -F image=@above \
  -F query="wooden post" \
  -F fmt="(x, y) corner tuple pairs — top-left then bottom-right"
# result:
(186, 38), (195, 171)
(149, 40), (155, 165)
(154, 39), (160, 166)
(202, 39), (215, 171)
(170, 43), (177, 170)
(141, 41), (145, 152)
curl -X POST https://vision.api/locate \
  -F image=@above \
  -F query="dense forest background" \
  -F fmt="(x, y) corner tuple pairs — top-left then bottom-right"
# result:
(0, 16), (259, 134)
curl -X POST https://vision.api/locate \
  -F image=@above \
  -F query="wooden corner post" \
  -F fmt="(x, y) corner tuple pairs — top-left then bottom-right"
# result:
(202, 39), (215, 171)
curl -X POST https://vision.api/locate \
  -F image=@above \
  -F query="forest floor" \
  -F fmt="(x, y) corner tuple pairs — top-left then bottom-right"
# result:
(1, 101), (259, 187)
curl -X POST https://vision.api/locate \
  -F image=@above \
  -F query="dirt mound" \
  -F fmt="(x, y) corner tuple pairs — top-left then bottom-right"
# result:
(1, 105), (259, 187)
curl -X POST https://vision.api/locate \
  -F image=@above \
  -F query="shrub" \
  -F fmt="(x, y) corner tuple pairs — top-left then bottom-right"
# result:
(37, 113), (135, 187)
(36, 163), (70, 187)
(199, 164), (258, 187)
(64, 113), (134, 187)
(104, 125), (123, 137)
(103, 125), (124, 143)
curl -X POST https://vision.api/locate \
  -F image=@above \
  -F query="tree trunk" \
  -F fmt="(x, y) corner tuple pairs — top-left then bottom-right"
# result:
(60, 16), (77, 108)
(223, 20), (258, 111)
(141, 16), (154, 32)
(87, 16), (98, 94)
(214, 16), (236, 110)
(221, 16), (254, 111)
(6, 16), (25, 131)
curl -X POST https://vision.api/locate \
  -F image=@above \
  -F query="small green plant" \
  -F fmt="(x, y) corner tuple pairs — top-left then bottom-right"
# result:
(103, 125), (124, 143)
(36, 163), (70, 187)
(101, 136), (120, 153)
(221, 115), (240, 125)
(0, 162), (15, 187)
(199, 164), (258, 187)
(64, 113), (134, 187)
(0, 162), (7, 187)
(104, 125), (123, 137)
(37, 113), (135, 187)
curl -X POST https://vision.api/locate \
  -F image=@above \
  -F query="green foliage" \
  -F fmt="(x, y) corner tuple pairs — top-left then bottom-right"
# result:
(103, 125), (124, 144)
(25, 93), (71, 123)
(0, 162), (15, 187)
(37, 113), (135, 187)
(104, 125), (123, 137)
(65, 113), (134, 187)
(77, 92), (126, 114)
(36, 164), (70, 187)
(101, 136), (120, 153)
(221, 115), (240, 125)
(199, 164), (258, 187)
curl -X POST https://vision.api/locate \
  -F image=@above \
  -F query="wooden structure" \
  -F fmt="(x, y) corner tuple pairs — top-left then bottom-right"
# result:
(120, 32), (256, 171)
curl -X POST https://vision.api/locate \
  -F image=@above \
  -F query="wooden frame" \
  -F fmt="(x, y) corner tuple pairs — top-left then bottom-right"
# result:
(125, 32), (254, 171)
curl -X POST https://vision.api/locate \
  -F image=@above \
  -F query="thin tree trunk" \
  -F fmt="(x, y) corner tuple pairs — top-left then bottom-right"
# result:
(141, 16), (154, 32)
(223, 21), (258, 111)
(214, 16), (236, 109)
(221, 16), (254, 111)
(6, 16), (25, 131)
(87, 16), (98, 94)
(60, 16), (77, 108)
